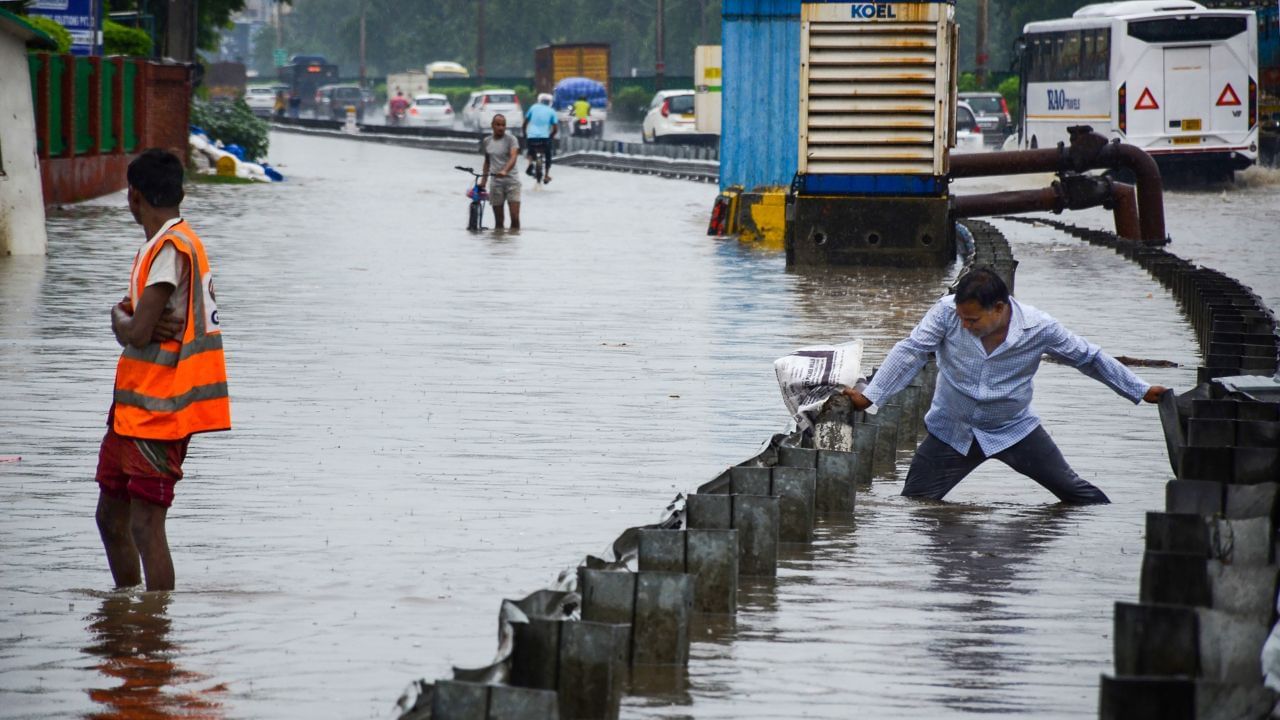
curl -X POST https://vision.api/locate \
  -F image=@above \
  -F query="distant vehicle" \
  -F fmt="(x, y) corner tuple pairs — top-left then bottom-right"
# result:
(552, 77), (607, 137)
(406, 93), (455, 128)
(426, 61), (470, 81)
(954, 101), (984, 153)
(1014, 1), (1258, 178)
(277, 54), (339, 114)
(642, 89), (699, 144)
(958, 91), (1011, 144)
(461, 89), (523, 132)
(534, 43), (610, 97)
(315, 84), (365, 121)
(244, 85), (284, 117)
(387, 70), (429, 101)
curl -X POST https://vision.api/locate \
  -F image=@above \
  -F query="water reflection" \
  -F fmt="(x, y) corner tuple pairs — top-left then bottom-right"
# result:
(912, 504), (1076, 711)
(82, 593), (225, 720)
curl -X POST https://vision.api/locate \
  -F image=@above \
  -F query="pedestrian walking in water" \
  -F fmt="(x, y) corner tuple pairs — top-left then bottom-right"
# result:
(479, 114), (521, 230)
(843, 267), (1167, 504)
(96, 149), (231, 591)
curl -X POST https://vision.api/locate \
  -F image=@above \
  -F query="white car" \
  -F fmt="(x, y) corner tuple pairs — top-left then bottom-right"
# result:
(641, 90), (697, 144)
(405, 93), (454, 128)
(953, 101), (984, 154)
(244, 85), (282, 117)
(461, 89), (523, 132)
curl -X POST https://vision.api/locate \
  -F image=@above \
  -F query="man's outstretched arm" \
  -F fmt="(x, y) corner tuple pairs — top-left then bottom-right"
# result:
(845, 299), (949, 410)
(1047, 322), (1167, 404)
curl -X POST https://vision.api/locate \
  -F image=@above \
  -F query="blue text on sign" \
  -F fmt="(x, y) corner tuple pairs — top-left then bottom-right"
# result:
(851, 3), (897, 20)
(1047, 89), (1081, 111)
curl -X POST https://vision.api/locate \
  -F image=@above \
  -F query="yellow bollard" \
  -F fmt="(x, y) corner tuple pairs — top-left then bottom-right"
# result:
(215, 155), (237, 177)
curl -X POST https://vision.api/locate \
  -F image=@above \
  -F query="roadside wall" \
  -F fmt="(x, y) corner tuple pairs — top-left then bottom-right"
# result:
(1, 34), (47, 255)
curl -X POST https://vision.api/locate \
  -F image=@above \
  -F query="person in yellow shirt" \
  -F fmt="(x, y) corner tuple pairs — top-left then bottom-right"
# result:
(572, 95), (590, 120)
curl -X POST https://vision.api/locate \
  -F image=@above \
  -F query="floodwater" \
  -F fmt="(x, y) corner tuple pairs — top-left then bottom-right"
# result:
(0, 132), (1275, 719)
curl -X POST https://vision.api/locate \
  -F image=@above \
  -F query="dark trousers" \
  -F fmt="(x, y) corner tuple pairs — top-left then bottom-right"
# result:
(527, 139), (553, 171)
(902, 426), (1110, 504)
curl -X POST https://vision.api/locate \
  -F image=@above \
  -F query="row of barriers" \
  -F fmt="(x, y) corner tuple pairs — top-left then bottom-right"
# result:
(1004, 217), (1280, 718)
(394, 224), (1016, 719)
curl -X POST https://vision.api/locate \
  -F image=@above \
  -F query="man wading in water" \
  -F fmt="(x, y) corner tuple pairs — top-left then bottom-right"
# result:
(843, 267), (1167, 504)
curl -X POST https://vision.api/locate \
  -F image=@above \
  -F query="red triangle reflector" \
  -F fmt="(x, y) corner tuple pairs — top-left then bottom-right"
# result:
(1134, 87), (1160, 110)
(1216, 84), (1242, 106)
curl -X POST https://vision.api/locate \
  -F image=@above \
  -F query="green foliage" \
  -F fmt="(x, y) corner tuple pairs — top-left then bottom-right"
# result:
(612, 86), (652, 123)
(997, 75), (1021, 120)
(513, 85), (535, 112)
(104, 19), (152, 56)
(23, 15), (72, 53)
(957, 72), (979, 93)
(190, 98), (270, 162)
(440, 87), (473, 112)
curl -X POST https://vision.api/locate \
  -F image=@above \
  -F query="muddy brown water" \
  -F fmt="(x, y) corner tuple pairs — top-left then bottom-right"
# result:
(1, 133), (1275, 718)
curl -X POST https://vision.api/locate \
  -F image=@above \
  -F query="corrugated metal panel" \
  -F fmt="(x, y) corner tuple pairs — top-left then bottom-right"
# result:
(799, 3), (953, 177)
(721, 3), (801, 191)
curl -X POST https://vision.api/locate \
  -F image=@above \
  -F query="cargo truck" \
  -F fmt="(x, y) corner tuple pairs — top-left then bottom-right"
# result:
(534, 43), (610, 97)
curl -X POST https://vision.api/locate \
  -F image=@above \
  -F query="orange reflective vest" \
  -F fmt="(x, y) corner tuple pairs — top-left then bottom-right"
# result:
(113, 220), (231, 440)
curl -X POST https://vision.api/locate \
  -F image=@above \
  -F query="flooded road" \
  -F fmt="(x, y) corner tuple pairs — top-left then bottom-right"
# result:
(1, 132), (1275, 719)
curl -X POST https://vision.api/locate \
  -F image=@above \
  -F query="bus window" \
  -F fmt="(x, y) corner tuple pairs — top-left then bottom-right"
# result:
(1127, 16), (1247, 43)
(1061, 32), (1083, 80)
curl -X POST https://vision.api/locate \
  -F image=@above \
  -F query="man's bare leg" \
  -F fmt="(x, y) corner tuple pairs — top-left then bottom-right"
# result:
(492, 204), (506, 230)
(509, 201), (521, 230)
(130, 499), (174, 591)
(96, 490), (142, 588)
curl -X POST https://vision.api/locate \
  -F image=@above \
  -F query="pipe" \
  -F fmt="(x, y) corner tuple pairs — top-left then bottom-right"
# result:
(952, 186), (1064, 218)
(949, 126), (1167, 244)
(1110, 181), (1141, 241)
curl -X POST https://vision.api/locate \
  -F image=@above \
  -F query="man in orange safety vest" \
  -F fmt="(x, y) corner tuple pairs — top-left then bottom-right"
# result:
(96, 148), (231, 591)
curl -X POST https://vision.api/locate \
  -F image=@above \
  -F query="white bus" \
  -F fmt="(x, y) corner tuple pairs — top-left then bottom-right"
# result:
(1014, 0), (1259, 178)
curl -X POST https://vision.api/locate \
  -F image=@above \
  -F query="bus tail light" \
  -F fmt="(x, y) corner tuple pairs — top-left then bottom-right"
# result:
(999, 96), (1010, 123)
(1117, 83), (1127, 134)
(1249, 76), (1257, 129)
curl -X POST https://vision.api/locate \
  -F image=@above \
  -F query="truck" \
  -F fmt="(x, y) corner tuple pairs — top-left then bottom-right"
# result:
(277, 55), (339, 114)
(534, 43), (610, 97)
(386, 70), (428, 101)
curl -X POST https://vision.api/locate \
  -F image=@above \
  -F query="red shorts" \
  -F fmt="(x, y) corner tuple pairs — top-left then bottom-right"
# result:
(95, 422), (190, 508)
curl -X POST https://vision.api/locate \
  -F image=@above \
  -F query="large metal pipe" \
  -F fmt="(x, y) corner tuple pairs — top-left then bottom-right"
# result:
(950, 127), (1167, 244)
(952, 186), (1063, 218)
(1111, 181), (1141, 241)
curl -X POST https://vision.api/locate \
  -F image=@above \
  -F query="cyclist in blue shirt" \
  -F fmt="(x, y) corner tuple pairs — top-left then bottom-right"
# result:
(524, 93), (559, 183)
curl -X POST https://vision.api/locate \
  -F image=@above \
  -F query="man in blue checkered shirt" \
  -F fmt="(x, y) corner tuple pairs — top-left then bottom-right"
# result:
(843, 268), (1168, 504)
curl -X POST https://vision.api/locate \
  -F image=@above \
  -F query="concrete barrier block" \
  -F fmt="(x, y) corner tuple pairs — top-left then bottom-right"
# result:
(632, 572), (694, 666)
(487, 685), (559, 720)
(558, 621), (627, 720)
(864, 406), (900, 473)
(637, 529), (685, 574)
(732, 495), (779, 577)
(778, 446), (818, 469)
(578, 569), (636, 628)
(1224, 482), (1279, 520)
(686, 494), (731, 530)
(1211, 517), (1275, 566)
(1187, 419), (1236, 447)
(895, 386), (921, 446)
(1145, 513), (1209, 555)
(1140, 552), (1211, 607)
(1196, 608), (1268, 683)
(1178, 447), (1233, 482)
(1166, 480), (1224, 516)
(686, 529), (737, 614)
(851, 424), (877, 485)
(511, 618), (562, 691)
(1234, 447), (1280, 484)
(730, 466), (772, 496)
(1114, 602), (1199, 676)
(1237, 421), (1280, 448)
(771, 467), (817, 542)
(431, 680), (489, 720)
(815, 450), (858, 512)
(1195, 681), (1277, 720)
(1208, 562), (1279, 622)
(1098, 676), (1194, 720)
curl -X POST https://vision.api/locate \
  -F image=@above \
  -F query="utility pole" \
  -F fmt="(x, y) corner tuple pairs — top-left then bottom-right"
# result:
(165, 0), (198, 63)
(359, 0), (367, 88)
(274, 0), (282, 48)
(976, 0), (989, 87)
(476, 0), (486, 83)
(655, 0), (665, 91)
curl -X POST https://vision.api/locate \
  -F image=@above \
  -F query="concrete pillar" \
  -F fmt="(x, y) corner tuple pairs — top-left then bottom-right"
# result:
(0, 38), (48, 255)
(487, 685), (559, 720)
(771, 466), (817, 542)
(815, 449), (858, 512)
(732, 495), (779, 577)
(685, 529), (737, 614)
(431, 679), (489, 720)
(632, 572), (694, 665)
(557, 621), (627, 720)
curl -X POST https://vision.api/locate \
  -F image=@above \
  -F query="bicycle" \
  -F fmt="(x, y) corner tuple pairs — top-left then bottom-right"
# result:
(525, 139), (551, 187)
(455, 166), (488, 230)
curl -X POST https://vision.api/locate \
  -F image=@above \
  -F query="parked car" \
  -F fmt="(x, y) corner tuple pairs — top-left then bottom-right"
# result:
(954, 101), (984, 154)
(958, 91), (1011, 146)
(244, 85), (284, 117)
(405, 93), (455, 128)
(641, 89), (699, 144)
(314, 84), (365, 121)
(461, 89), (523, 132)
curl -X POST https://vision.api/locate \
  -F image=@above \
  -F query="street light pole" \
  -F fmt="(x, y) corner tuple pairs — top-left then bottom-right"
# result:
(976, 0), (989, 87)
(655, 0), (665, 91)
(359, 0), (366, 88)
(477, 0), (486, 83)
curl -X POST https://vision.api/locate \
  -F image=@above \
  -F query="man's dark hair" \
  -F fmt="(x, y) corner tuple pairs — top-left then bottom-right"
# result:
(954, 267), (1010, 308)
(127, 148), (185, 208)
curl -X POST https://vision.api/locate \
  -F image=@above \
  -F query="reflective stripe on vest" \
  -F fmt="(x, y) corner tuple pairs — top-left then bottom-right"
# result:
(113, 221), (231, 439)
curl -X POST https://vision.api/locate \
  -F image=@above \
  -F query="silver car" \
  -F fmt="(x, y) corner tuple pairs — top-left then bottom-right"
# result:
(461, 89), (523, 132)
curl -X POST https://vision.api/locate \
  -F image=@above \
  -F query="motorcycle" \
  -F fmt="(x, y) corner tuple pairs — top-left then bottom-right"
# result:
(570, 116), (594, 138)
(455, 166), (488, 230)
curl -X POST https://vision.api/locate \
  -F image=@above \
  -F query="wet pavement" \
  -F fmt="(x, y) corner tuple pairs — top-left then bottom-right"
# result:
(1, 132), (1276, 718)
